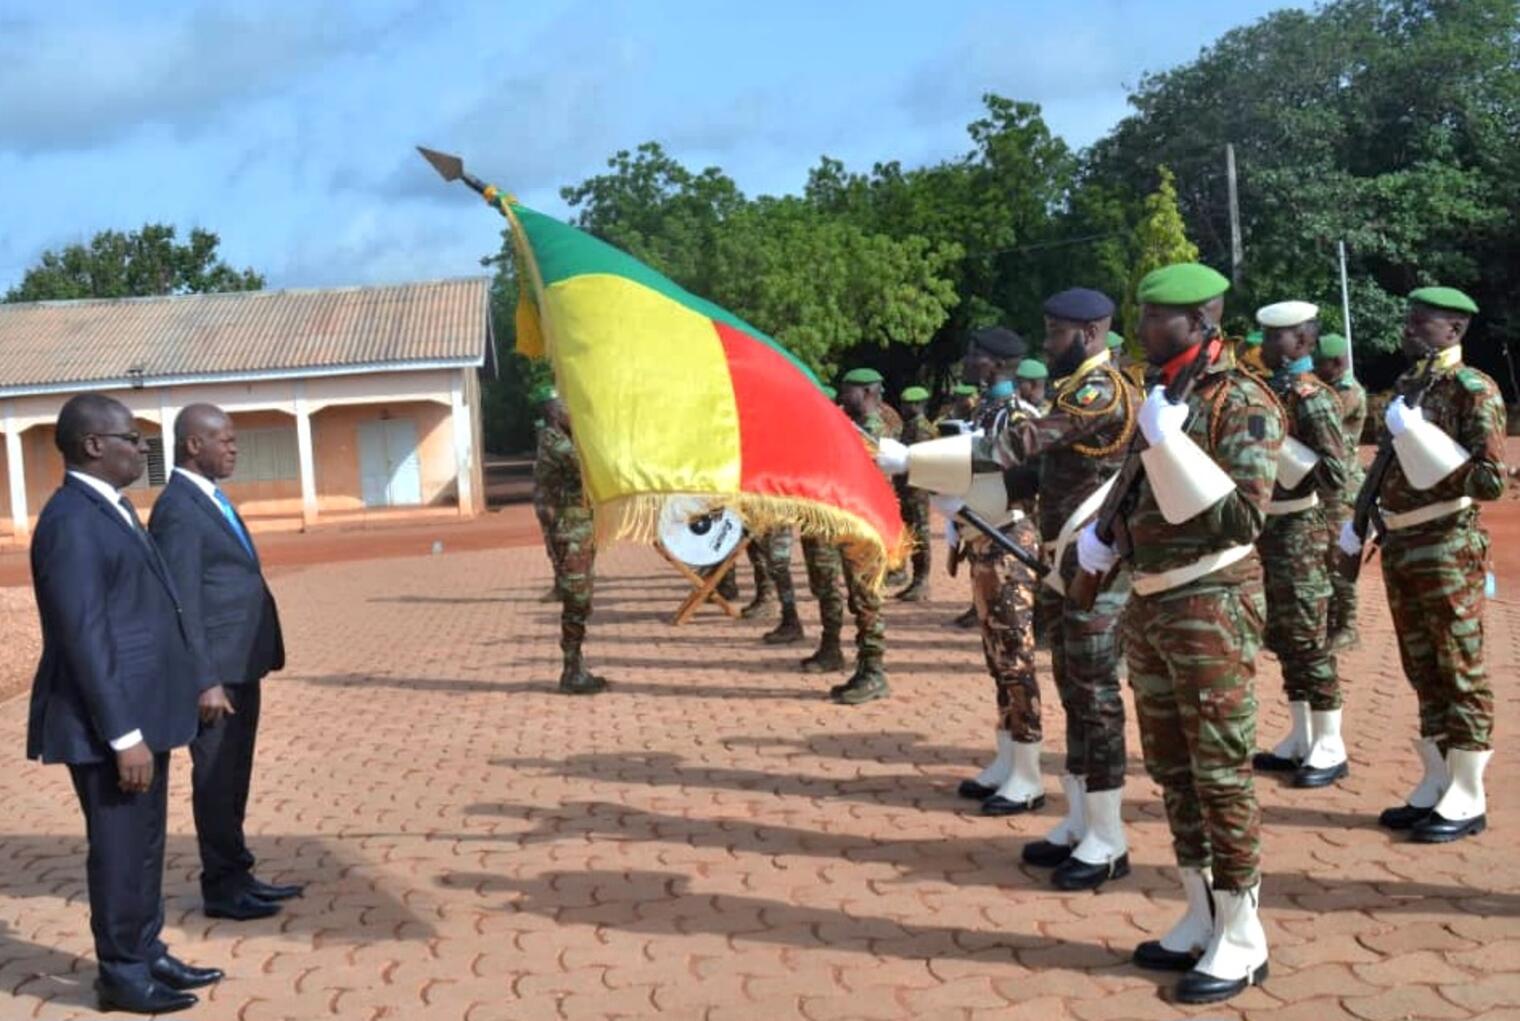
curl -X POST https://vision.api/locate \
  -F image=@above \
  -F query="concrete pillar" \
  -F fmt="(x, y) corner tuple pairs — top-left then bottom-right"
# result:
(294, 382), (318, 527)
(450, 369), (475, 516)
(3, 403), (27, 538)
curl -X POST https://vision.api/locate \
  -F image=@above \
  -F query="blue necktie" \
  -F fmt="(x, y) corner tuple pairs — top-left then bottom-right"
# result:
(212, 488), (256, 559)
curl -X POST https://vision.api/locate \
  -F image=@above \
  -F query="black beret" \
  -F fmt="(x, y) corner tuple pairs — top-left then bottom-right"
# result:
(969, 326), (1026, 359)
(1042, 287), (1116, 322)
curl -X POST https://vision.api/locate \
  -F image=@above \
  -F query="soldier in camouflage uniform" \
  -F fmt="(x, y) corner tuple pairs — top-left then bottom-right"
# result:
(530, 389), (564, 603)
(532, 392), (607, 695)
(1077, 264), (1281, 1004)
(894, 386), (934, 602)
(1249, 302), (1350, 790)
(964, 289), (1140, 891)
(752, 526), (804, 644)
(1016, 358), (1050, 414)
(1314, 334), (1367, 649)
(879, 328), (1045, 814)
(800, 368), (892, 704)
(1339, 287), (1505, 844)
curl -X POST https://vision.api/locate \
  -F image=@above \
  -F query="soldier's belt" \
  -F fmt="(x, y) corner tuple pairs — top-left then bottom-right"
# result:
(1265, 493), (1319, 516)
(1040, 476), (1118, 595)
(1382, 496), (1473, 532)
(1132, 544), (1254, 597)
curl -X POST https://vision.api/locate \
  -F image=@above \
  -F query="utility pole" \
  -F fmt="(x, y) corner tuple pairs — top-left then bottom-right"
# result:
(1226, 143), (1244, 289)
(1337, 241), (1355, 377)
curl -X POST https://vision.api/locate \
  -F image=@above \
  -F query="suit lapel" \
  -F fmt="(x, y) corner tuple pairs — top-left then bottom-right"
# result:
(65, 476), (178, 596)
(178, 473), (256, 563)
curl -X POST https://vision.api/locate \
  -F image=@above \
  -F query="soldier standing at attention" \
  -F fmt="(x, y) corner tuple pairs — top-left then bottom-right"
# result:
(1016, 359), (1050, 414)
(1339, 287), (1505, 843)
(1314, 334), (1367, 649)
(883, 290), (1140, 887)
(533, 392), (607, 695)
(880, 328), (1045, 815)
(894, 386), (934, 602)
(530, 386), (563, 602)
(746, 527), (805, 644)
(1250, 302), (1350, 789)
(800, 368), (893, 705)
(1077, 264), (1281, 1004)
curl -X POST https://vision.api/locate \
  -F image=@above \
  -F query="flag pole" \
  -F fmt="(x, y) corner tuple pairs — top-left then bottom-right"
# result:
(1338, 240), (1354, 378)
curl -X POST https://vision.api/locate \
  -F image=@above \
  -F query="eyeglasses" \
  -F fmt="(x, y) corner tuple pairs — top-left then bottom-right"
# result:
(94, 431), (144, 445)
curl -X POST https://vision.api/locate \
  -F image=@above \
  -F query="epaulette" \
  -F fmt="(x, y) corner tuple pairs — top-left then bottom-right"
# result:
(1055, 363), (1123, 417)
(1066, 364), (1138, 458)
(1455, 365), (1495, 395)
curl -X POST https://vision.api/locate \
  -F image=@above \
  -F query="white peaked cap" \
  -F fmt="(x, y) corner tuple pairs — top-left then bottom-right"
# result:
(1256, 300), (1320, 328)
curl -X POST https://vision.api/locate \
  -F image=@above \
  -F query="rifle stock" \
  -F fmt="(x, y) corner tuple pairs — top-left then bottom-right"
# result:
(1067, 328), (1221, 611)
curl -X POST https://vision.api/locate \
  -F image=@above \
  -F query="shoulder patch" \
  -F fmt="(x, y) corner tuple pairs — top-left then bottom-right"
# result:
(1456, 366), (1495, 394)
(1075, 385), (1099, 405)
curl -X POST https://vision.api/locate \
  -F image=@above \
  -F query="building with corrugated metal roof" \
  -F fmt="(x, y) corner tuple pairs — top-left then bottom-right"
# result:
(0, 277), (496, 544)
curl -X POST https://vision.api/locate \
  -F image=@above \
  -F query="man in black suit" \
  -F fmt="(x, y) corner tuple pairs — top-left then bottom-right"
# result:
(149, 403), (298, 922)
(27, 394), (223, 1015)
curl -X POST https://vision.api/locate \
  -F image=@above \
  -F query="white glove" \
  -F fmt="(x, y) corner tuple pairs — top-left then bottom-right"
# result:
(875, 436), (909, 475)
(1337, 520), (1364, 557)
(1138, 386), (1189, 446)
(1385, 397), (1423, 438)
(1076, 522), (1119, 574)
(930, 494), (965, 519)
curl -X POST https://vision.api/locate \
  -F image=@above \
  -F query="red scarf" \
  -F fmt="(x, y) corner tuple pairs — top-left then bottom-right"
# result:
(1158, 338), (1222, 386)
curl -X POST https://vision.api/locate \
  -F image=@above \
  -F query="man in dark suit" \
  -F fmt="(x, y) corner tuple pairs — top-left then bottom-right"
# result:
(149, 403), (298, 922)
(27, 394), (223, 1015)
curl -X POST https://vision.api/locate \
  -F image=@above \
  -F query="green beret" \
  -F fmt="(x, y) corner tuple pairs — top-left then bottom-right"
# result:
(530, 383), (558, 404)
(1244, 330), (1263, 347)
(952, 383), (979, 397)
(841, 367), (884, 386)
(901, 385), (930, 403)
(1409, 286), (1478, 315)
(1316, 333), (1349, 359)
(821, 385), (838, 400)
(1015, 359), (1048, 380)
(1106, 330), (1124, 349)
(1136, 263), (1230, 306)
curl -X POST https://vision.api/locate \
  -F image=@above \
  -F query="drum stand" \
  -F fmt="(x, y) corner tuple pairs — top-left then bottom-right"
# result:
(656, 535), (751, 626)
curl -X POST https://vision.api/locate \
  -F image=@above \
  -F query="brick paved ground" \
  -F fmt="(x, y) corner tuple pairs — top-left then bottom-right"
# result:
(2, 540), (1518, 1021)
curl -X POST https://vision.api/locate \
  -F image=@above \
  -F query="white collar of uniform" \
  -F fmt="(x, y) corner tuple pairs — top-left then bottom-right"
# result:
(67, 469), (124, 506)
(173, 465), (221, 501)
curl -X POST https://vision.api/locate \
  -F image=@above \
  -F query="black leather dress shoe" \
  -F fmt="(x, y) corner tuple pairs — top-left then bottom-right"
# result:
(204, 891), (282, 921)
(96, 978), (198, 1015)
(1378, 803), (1433, 830)
(1132, 940), (1201, 972)
(1174, 961), (1269, 1004)
(1292, 760), (1349, 788)
(150, 954), (224, 990)
(957, 779), (996, 801)
(1052, 852), (1130, 891)
(980, 793), (1045, 816)
(1251, 751), (1299, 772)
(1410, 810), (1486, 843)
(1021, 839), (1075, 867)
(247, 877), (305, 901)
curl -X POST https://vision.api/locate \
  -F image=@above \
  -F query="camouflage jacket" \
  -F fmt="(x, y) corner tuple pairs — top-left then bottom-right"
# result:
(1331, 374), (1368, 503)
(1268, 370), (1347, 504)
(970, 389), (1041, 517)
(1124, 349), (1285, 578)
(1375, 354), (1507, 517)
(533, 422), (589, 517)
(974, 352), (1139, 543)
(850, 408), (898, 444)
(899, 412), (934, 445)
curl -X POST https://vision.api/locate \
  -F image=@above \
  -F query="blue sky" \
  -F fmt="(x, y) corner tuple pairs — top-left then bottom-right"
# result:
(0, 0), (1306, 294)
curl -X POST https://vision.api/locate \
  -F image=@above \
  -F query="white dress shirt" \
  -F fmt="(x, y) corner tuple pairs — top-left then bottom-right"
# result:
(66, 471), (146, 752)
(172, 465), (220, 500)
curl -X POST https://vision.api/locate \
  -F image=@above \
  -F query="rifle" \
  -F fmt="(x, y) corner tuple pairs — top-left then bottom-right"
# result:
(1067, 324), (1222, 611)
(1337, 349), (1439, 582)
(854, 421), (1048, 578)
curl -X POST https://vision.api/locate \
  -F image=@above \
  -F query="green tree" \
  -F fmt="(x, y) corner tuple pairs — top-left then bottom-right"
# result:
(5, 223), (263, 301)
(1121, 166), (1200, 339)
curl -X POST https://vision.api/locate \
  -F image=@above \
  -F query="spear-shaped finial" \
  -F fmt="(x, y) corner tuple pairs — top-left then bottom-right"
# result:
(416, 145), (509, 213)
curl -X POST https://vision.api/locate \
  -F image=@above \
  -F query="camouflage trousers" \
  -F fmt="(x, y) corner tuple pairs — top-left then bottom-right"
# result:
(1381, 513), (1493, 751)
(535, 505), (561, 594)
(1035, 556), (1129, 791)
(1125, 577), (1265, 891)
(802, 536), (885, 674)
(748, 527), (798, 610)
(550, 510), (596, 669)
(899, 486), (932, 581)
(1323, 500), (1358, 637)
(967, 518), (1041, 743)
(1259, 506), (1340, 710)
